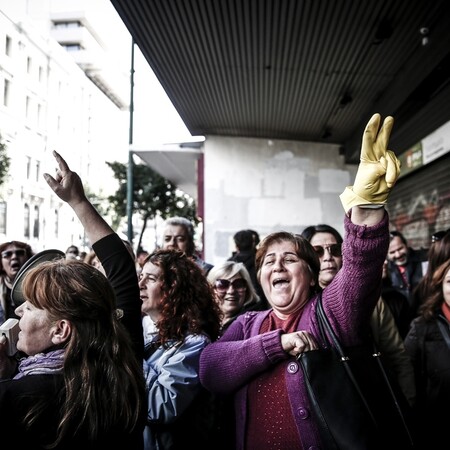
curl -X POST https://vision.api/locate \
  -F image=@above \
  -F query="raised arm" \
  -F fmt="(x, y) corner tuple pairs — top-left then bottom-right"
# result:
(340, 113), (401, 226)
(44, 151), (143, 360)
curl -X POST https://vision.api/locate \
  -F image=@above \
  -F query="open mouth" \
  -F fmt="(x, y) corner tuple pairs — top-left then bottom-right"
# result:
(272, 278), (289, 288)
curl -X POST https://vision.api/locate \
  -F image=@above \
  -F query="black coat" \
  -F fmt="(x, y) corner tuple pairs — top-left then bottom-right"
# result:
(0, 234), (145, 449)
(387, 248), (425, 317)
(404, 314), (450, 450)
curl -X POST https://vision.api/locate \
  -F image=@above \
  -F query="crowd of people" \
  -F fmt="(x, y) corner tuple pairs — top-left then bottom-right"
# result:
(0, 113), (449, 450)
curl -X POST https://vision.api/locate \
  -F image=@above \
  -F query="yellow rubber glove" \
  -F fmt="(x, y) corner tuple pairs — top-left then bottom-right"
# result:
(340, 113), (401, 213)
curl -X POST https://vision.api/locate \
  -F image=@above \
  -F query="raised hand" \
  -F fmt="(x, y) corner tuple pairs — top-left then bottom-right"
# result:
(340, 113), (401, 213)
(43, 150), (86, 207)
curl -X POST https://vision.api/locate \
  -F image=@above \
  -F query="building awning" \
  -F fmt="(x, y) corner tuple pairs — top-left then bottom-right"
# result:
(131, 140), (204, 199)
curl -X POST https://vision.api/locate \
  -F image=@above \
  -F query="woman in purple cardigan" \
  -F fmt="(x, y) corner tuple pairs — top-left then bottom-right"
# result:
(199, 114), (401, 449)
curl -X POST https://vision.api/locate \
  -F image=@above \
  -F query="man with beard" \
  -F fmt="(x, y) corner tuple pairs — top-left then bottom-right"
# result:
(387, 230), (427, 319)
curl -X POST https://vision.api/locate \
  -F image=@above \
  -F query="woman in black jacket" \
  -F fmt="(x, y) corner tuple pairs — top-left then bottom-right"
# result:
(404, 258), (450, 450)
(0, 151), (146, 449)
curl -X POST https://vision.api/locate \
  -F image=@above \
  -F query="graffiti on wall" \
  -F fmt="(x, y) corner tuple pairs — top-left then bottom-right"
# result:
(388, 188), (450, 250)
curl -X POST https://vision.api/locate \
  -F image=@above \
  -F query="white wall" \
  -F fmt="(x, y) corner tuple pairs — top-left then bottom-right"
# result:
(203, 135), (357, 266)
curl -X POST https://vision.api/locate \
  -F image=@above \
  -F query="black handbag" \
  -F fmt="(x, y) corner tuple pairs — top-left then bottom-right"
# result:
(297, 294), (415, 450)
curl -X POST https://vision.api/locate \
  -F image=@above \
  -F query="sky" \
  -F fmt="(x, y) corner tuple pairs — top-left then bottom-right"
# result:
(99, 0), (194, 150)
(131, 48), (194, 146)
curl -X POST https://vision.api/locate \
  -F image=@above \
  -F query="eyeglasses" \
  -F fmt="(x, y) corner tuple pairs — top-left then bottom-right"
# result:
(431, 229), (449, 244)
(1, 249), (26, 259)
(214, 278), (247, 292)
(313, 243), (342, 258)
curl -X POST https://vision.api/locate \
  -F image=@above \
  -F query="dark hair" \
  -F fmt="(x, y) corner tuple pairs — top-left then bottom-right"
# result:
(233, 229), (255, 252)
(163, 217), (196, 256)
(0, 241), (33, 257)
(247, 229), (261, 247)
(146, 249), (221, 344)
(301, 224), (343, 244)
(0, 241), (33, 275)
(255, 231), (320, 295)
(65, 245), (79, 255)
(418, 259), (450, 321)
(389, 230), (407, 245)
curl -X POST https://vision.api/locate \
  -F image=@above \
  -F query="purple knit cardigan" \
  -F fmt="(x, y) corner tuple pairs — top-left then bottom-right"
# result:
(199, 213), (389, 449)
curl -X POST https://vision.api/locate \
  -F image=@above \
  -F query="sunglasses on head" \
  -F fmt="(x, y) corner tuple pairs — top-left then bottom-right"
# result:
(214, 278), (247, 292)
(431, 229), (449, 244)
(1, 249), (26, 259)
(313, 243), (342, 258)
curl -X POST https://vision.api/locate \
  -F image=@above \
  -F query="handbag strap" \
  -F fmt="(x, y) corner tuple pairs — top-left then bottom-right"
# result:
(315, 293), (415, 445)
(315, 293), (348, 358)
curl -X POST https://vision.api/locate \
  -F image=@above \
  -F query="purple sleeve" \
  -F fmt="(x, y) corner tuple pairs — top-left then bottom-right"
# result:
(321, 211), (390, 345)
(199, 312), (287, 394)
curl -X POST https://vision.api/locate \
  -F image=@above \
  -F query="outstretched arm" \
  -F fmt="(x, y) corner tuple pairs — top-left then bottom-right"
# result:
(44, 151), (143, 359)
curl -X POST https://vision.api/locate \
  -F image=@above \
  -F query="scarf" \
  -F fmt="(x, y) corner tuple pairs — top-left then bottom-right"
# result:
(14, 349), (65, 379)
(442, 301), (450, 322)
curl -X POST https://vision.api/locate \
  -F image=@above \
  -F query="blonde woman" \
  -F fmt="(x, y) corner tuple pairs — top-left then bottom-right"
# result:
(207, 261), (261, 334)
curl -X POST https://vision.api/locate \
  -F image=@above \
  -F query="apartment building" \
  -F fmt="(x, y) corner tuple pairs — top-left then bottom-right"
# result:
(0, 0), (130, 251)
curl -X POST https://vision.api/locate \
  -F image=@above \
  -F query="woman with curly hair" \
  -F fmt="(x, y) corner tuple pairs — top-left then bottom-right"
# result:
(139, 248), (221, 449)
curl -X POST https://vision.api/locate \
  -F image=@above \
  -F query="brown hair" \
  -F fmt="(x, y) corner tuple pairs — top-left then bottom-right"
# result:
(255, 231), (320, 296)
(417, 259), (450, 321)
(21, 259), (145, 446)
(413, 230), (450, 308)
(0, 240), (33, 274)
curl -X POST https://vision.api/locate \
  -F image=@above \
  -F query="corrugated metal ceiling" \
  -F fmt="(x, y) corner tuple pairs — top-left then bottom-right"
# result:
(111, 0), (450, 163)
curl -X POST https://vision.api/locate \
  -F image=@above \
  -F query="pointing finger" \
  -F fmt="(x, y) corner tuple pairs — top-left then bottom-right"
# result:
(53, 150), (70, 172)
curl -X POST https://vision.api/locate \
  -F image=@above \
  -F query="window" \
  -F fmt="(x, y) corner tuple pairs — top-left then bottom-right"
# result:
(5, 35), (11, 56)
(37, 103), (43, 128)
(0, 202), (6, 234)
(53, 20), (82, 30)
(25, 96), (31, 119)
(35, 160), (40, 182)
(54, 209), (59, 238)
(62, 43), (83, 52)
(3, 79), (10, 107)
(24, 203), (30, 238)
(33, 205), (40, 238)
(26, 156), (31, 179)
